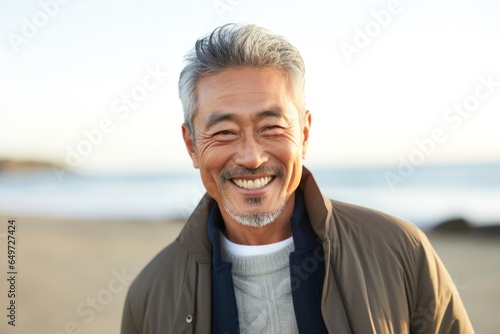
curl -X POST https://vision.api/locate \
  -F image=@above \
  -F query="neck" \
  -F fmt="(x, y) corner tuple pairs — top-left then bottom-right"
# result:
(220, 196), (295, 245)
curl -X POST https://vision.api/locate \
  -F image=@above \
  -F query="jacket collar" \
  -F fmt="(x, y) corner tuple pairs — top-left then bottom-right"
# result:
(177, 192), (215, 264)
(297, 167), (332, 243)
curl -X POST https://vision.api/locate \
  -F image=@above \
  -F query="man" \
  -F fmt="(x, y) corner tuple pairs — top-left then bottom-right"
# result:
(121, 24), (473, 334)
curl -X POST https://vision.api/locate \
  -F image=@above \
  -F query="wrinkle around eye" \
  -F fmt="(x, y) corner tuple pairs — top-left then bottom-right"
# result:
(215, 130), (235, 136)
(213, 130), (238, 142)
(260, 123), (290, 136)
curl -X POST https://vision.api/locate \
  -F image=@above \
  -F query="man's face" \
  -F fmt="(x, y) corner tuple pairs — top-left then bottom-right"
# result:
(182, 67), (310, 227)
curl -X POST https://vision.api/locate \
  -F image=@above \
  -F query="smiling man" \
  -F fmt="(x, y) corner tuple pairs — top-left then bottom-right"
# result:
(121, 24), (473, 334)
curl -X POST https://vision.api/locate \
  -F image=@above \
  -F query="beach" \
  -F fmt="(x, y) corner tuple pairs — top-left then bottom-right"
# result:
(0, 215), (498, 334)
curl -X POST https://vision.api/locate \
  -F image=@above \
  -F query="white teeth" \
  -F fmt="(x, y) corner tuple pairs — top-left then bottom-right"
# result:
(233, 176), (272, 189)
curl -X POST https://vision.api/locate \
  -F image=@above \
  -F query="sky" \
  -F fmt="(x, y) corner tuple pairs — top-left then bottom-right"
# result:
(0, 0), (499, 173)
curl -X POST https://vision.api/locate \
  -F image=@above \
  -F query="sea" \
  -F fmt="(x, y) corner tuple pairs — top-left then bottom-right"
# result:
(1, 163), (499, 230)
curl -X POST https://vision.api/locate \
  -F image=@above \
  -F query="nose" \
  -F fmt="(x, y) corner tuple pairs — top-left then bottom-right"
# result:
(233, 135), (268, 169)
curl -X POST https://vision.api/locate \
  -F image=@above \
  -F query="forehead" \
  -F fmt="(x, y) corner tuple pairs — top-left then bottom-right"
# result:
(195, 67), (294, 121)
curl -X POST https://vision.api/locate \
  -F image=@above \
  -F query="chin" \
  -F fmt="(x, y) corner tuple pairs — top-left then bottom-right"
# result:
(220, 195), (289, 228)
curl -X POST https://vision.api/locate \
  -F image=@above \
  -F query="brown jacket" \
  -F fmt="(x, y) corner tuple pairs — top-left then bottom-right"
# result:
(121, 167), (474, 333)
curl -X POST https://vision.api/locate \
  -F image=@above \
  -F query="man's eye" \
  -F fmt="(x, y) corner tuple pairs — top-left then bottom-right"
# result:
(216, 130), (233, 135)
(213, 130), (237, 138)
(263, 125), (282, 133)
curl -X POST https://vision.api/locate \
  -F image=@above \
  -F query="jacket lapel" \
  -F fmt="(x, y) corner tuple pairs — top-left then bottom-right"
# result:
(208, 205), (240, 334)
(300, 167), (353, 333)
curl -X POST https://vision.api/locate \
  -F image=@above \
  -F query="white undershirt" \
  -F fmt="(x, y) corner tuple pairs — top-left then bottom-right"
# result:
(221, 234), (294, 257)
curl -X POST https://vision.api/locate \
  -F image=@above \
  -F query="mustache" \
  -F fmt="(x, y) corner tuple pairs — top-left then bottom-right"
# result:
(219, 166), (286, 183)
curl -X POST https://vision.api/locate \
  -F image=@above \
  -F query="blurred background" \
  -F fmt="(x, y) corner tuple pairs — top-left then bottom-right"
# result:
(0, 0), (499, 333)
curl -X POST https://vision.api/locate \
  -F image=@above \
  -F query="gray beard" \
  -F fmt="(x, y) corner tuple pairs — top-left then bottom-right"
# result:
(220, 194), (288, 228)
(217, 165), (288, 228)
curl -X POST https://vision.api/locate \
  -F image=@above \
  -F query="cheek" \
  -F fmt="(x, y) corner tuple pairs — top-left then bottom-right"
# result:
(277, 144), (303, 189)
(272, 139), (302, 164)
(197, 147), (231, 183)
(198, 166), (222, 200)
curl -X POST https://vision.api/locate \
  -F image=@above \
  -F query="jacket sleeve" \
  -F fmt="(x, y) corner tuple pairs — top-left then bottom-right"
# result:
(121, 291), (141, 334)
(410, 230), (474, 334)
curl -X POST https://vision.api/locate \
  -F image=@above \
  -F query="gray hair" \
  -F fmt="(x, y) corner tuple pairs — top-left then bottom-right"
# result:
(178, 23), (306, 138)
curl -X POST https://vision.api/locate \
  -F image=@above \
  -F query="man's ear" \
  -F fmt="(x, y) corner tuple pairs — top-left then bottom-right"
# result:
(301, 110), (312, 159)
(182, 124), (199, 169)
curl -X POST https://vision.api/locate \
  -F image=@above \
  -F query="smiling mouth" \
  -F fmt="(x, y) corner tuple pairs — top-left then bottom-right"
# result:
(231, 176), (274, 190)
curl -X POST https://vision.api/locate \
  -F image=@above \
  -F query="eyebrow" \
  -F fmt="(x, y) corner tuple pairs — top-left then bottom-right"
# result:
(204, 112), (236, 131)
(204, 107), (287, 131)
(256, 107), (286, 120)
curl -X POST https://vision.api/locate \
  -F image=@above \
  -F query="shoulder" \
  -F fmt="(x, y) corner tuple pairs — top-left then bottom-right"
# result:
(330, 199), (425, 246)
(327, 199), (433, 275)
(328, 199), (433, 291)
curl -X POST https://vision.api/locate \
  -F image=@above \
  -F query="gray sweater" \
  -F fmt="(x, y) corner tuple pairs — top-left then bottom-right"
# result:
(220, 237), (298, 334)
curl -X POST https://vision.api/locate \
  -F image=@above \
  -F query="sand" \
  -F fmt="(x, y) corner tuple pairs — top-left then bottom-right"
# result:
(0, 215), (498, 334)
